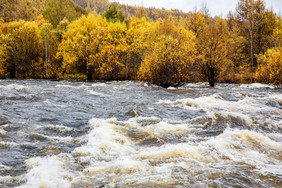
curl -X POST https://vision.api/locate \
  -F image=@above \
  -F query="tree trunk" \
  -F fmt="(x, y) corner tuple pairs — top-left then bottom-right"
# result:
(250, 32), (254, 67)
(45, 37), (48, 78)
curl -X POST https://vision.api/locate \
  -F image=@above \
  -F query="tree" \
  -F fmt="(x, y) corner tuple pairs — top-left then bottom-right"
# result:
(0, 21), (26, 78)
(0, 33), (10, 77)
(138, 17), (196, 87)
(236, 0), (273, 67)
(43, 0), (86, 26)
(0, 21), (44, 78)
(103, 3), (125, 23)
(15, 21), (44, 78)
(255, 47), (282, 87)
(126, 18), (155, 80)
(197, 18), (229, 87)
(187, 9), (206, 38)
(58, 14), (106, 79)
(273, 14), (282, 48)
(58, 14), (128, 80)
(138, 34), (196, 87)
(41, 22), (54, 78)
(91, 21), (128, 80)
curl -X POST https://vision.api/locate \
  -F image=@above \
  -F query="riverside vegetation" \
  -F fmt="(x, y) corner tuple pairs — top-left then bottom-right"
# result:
(0, 0), (281, 87)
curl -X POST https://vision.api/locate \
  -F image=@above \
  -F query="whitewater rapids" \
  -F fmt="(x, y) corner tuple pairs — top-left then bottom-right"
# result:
(0, 80), (281, 187)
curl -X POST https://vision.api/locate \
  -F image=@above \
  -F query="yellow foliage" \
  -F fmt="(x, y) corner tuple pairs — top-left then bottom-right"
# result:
(138, 33), (196, 87)
(196, 18), (230, 87)
(58, 14), (128, 80)
(255, 47), (282, 86)
(58, 14), (109, 79)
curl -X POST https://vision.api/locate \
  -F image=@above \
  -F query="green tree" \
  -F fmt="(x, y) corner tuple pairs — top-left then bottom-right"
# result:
(103, 3), (125, 23)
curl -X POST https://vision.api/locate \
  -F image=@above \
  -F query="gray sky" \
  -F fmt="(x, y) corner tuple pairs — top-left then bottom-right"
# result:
(110, 0), (281, 17)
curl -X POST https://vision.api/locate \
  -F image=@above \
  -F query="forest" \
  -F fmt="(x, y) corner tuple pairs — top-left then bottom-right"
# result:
(0, 0), (281, 87)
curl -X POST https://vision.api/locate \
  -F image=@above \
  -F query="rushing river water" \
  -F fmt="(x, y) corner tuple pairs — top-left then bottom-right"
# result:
(0, 80), (281, 188)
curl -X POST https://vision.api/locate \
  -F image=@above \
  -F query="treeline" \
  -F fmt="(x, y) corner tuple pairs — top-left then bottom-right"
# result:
(0, 0), (281, 87)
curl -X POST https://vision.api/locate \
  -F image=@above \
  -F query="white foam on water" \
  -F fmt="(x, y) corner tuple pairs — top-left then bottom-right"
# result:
(91, 83), (107, 87)
(206, 129), (282, 174)
(19, 116), (282, 187)
(240, 83), (275, 89)
(43, 99), (67, 108)
(0, 176), (19, 184)
(18, 155), (74, 188)
(0, 128), (7, 135)
(167, 87), (177, 90)
(183, 82), (209, 88)
(0, 141), (18, 147)
(88, 90), (104, 97)
(30, 133), (74, 143)
(55, 84), (89, 90)
(270, 93), (282, 106)
(73, 118), (134, 159)
(159, 94), (281, 122)
(44, 124), (74, 133)
(0, 84), (28, 90)
(0, 164), (11, 171)
(143, 122), (192, 139)
(210, 111), (254, 127)
(136, 143), (212, 162)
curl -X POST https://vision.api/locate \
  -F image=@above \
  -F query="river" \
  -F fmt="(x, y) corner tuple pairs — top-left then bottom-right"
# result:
(0, 80), (281, 187)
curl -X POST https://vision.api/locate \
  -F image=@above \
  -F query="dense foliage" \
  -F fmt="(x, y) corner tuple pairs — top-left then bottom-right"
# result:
(0, 0), (281, 87)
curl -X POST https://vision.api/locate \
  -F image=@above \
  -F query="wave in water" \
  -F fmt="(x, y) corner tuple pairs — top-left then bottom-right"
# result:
(18, 116), (282, 187)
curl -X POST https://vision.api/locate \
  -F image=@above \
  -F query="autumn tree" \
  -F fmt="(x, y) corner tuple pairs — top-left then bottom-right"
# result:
(14, 21), (44, 78)
(236, 0), (276, 67)
(126, 18), (155, 80)
(255, 47), (282, 87)
(225, 11), (246, 82)
(58, 14), (103, 79)
(138, 17), (197, 87)
(58, 14), (128, 80)
(273, 15), (282, 48)
(0, 21), (26, 78)
(0, 32), (10, 77)
(187, 9), (206, 38)
(91, 21), (128, 80)
(197, 18), (230, 87)
(0, 21), (44, 78)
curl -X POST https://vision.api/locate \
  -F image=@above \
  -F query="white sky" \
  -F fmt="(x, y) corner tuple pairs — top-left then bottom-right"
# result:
(110, 0), (281, 17)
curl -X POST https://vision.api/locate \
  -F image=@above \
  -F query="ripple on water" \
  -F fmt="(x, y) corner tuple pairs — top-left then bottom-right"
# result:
(17, 116), (282, 187)
(0, 80), (281, 187)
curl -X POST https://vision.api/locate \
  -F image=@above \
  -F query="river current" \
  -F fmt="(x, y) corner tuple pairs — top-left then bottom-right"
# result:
(0, 80), (281, 187)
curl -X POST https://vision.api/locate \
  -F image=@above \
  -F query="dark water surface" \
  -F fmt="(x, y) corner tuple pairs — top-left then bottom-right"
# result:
(0, 80), (281, 187)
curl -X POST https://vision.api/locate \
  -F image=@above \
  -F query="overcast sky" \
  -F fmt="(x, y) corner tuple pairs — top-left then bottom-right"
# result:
(110, 0), (281, 17)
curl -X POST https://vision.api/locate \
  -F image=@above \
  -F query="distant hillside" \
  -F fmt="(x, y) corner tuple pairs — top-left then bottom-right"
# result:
(71, 0), (190, 20)
(0, 0), (86, 25)
(0, 0), (190, 25)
